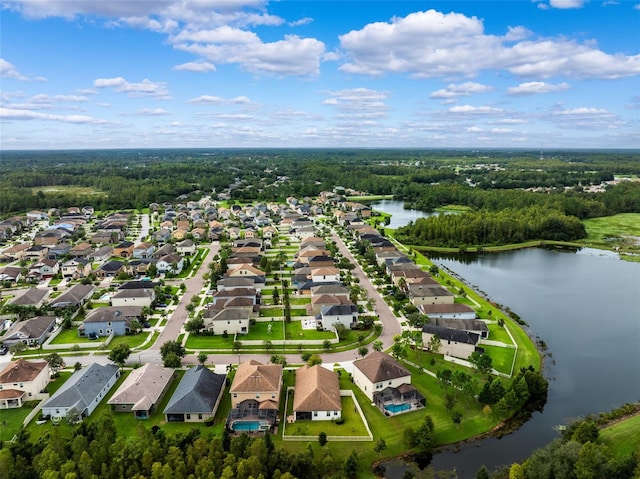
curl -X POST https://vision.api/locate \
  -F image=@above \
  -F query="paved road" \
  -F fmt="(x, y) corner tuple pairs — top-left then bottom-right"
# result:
(59, 231), (402, 369)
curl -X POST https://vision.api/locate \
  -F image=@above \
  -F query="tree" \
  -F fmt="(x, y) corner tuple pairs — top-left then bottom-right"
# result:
(262, 339), (273, 351)
(66, 407), (81, 425)
(427, 334), (441, 354)
(318, 432), (327, 447)
(322, 339), (332, 351)
(374, 438), (387, 456)
(343, 451), (358, 479)
(307, 354), (323, 366)
(128, 319), (142, 334)
(44, 353), (66, 376)
(270, 354), (287, 368)
(572, 420), (599, 444)
(197, 352), (208, 366)
(160, 340), (185, 367)
(372, 340), (383, 351)
(414, 415), (435, 451)
(184, 317), (204, 334)
(358, 346), (369, 358)
(233, 340), (243, 353)
(108, 344), (131, 369)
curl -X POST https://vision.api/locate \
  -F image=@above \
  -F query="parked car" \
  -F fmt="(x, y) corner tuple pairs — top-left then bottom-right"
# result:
(0, 344), (9, 355)
(156, 303), (168, 308)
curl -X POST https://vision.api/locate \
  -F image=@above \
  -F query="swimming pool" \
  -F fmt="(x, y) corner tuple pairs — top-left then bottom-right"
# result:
(232, 421), (265, 431)
(384, 403), (411, 413)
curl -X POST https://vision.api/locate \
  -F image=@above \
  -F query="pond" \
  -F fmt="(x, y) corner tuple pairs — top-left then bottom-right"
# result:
(373, 201), (640, 477)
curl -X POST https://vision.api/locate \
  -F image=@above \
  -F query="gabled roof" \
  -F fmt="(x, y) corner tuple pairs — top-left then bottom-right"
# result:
(430, 318), (488, 334)
(321, 304), (357, 316)
(293, 365), (341, 413)
(354, 351), (410, 383)
(419, 303), (476, 315)
(84, 306), (142, 323)
(408, 284), (453, 297)
(311, 283), (349, 296)
(50, 284), (94, 307)
(9, 288), (49, 306)
(118, 280), (160, 290)
(107, 364), (173, 411)
(230, 360), (282, 394)
(422, 324), (480, 345)
(111, 289), (154, 300)
(164, 366), (225, 414)
(3, 316), (56, 341)
(99, 260), (124, 272)
(43, 363), (119, 411)
(0, 360), (48, 384)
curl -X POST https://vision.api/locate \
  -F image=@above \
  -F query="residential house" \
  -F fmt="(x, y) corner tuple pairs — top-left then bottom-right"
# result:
(48, 243), (71, 259)
(2, 243), (31, 260)
(41, 363), (120, 420)
(429, 318), (489, 339)
(27, 210), (48, 221)
(171, 229), (188, 241)
(318, 304), (358, 330)
(156, 254), (184, 274)
(293, 365), (341, 421)
(113, 241), (135, 258)
(111, 288), (155, 308)
(88, 245), (113, 262)
(227, 360), (282, 432)
(307, 294), (353, 316)
(0, 266), (22, 282)
(79, 306), (143, 337)
(203, 308), (251, 335)
(8, 288), (50, 309)
(49, 284), (95, 309)
(24, 245), (49, 261)
(422, 324), (481, 359)
(164, 366), (226, 422)
(132, 242), (155, 259)
(353, 351), (425, 415)
(152, 228), (171, 243)
(34, 229), (68, 246)
(191, 227), (206, 240)
(69, 242), (93, 258)
(0, 360), (50, 408)
(1, 316), (56, 347)
(176, 239), (196, 256)
(96, 260), (125, 278)
(418, 303), (477, 320)
(408, 284), (455, 306)
(225, 263), (265, 279)
(28, 259), (59, 280)
(61, 258), (91, 279)
(310, 267), (340, 284)
(216, 277), (258, 291)
(108, 364), (174, 419)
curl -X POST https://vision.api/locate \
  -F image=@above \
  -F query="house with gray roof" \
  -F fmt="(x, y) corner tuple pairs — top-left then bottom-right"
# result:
(49, 284), (95, 309)
(108, 364), (174, 419)
(429, 318), (489, 339)
(8, 287), (50, 308)
(79, 306), (142, 337)
(318, 304), (358, 330)
(41, 363), (120, 420)
(422, 324), (481, 360)
(2, 316), (57, 347)
(164, 366), (226, 422)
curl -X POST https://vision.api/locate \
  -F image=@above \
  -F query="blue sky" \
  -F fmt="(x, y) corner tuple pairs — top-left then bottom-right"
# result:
(1, 0), (639, 149)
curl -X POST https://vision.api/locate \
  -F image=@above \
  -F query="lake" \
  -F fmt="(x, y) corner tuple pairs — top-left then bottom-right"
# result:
(373, 201), (640, 478)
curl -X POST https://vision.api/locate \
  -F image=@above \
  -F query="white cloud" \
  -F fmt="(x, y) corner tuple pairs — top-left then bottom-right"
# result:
(507, 81), (570, 95)
(548, 0), (586, 8)
(430, 82), (494, 100)
(290, 17), (312, 27)
(93, 77), (170, 98)
(175, 33), (325, 76)
(0, 107), (107, 124)
(547, 106), (624, 129)
(448, 105), (504, 114)
(173, 61), (216, 72)
(134, 108), (171, 116)
(0, 58), (28, 80)
(339, 9), (640, 79)
(187, 95), (251, 104)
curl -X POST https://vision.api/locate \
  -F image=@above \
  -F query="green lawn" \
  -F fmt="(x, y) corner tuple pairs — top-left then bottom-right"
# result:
(481, 344), (516, 376)
(50, 327), (96, 344)
(599, 414), (640, 459)
(285, 321), (334, 340)
(284, 394), (369, 438)
(185, 334), (234, 350)
(289, 297), (311, 306)
(0, 402), (38, 442)
(108, 332), (151, 349)
(580, 213), (640, 252)
(244, 320), (285, 340)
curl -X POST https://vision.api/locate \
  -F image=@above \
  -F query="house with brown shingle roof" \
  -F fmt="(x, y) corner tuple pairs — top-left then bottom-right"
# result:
(8, 288), (50, 309)
(227, 360), (282, 432)
(2, 316), (57, 347)
(352, 351), (425, 416)
(0, 360), (50, 408)
(108, 363), (174, 419)
(293, 365), (341, 421)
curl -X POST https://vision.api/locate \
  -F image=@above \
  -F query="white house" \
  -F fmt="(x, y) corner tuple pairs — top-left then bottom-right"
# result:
(176, 239), (196, 256)
(156, 254), (184, 274)
(293, 365), (341, 421)
(310, 267), (340, 284)
(422, 324), (480, 360)
(352, 351), (412, 402)
(319, 304), (358, 330)
(110, 288), (155, 308)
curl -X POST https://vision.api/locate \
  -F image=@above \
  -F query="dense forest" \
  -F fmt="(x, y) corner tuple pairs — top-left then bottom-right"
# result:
(1, 149), (639, 217)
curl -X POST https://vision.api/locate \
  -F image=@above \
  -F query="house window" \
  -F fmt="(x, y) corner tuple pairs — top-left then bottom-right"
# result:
(186, 414), (191, 420)
(334, 411), (339, 416)
(256, 394), (260, 399)
(198, 414), (203, 420)
(108, 322), (112, 327)
(233, 393), (237, 398)
(272, 394), (275, 399)
(313, 411), (318, 417)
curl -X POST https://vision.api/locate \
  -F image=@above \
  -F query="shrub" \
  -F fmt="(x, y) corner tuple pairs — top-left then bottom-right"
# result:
(334, 416), (345, 425)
